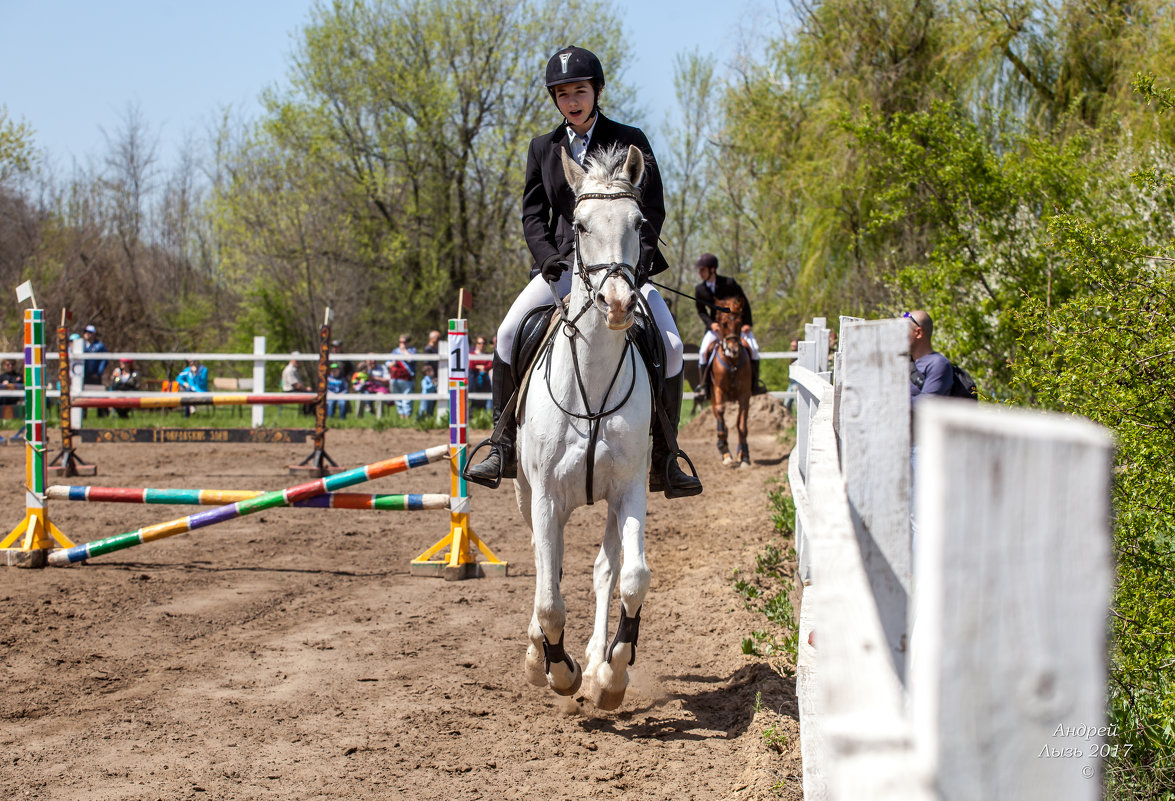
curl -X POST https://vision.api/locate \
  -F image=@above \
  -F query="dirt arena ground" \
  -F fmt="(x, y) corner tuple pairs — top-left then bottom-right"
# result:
(1, 398), (802, 801)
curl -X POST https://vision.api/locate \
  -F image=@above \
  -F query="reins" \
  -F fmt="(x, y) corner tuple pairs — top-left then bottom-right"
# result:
(539, 188), (644, 504)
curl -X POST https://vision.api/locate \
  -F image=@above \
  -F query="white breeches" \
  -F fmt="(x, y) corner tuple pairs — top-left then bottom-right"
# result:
(497, 270), (683, 377)
(699, 328), (760, 365)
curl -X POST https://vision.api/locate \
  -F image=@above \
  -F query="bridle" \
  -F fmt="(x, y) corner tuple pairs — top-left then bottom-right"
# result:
(539, 188), (647, 504)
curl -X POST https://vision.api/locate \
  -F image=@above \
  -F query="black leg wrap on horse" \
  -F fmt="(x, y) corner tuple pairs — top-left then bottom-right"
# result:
(542, 630), (574, 675)
(607, 606), (642, 667)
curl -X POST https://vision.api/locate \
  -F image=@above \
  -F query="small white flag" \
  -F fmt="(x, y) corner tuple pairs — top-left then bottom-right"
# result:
(15, 281), (33, 303)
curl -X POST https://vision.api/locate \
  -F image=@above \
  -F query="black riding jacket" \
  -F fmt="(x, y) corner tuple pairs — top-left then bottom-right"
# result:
(695, 274), (753, 330)
(521, 113), (670, 278)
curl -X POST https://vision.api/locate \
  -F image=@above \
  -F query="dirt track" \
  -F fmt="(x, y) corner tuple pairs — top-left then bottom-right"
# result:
(1, 401), (801, 800)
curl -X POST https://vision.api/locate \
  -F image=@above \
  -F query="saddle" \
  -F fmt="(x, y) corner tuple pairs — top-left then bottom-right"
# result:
(484, 301), (682, 468)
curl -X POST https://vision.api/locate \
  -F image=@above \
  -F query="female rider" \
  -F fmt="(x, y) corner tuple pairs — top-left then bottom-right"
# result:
(466, 45), (702, 499)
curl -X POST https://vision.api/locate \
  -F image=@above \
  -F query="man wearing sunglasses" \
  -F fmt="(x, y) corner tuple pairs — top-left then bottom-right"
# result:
(906, 310), (952, 399)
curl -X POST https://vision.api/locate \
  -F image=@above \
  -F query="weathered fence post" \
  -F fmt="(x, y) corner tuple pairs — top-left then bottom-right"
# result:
(837, 318), (911, 677)
(909, 400), (1113, 799)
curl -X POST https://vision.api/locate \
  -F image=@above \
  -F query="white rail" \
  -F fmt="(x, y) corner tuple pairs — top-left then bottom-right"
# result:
(790, 317), (1113, 800)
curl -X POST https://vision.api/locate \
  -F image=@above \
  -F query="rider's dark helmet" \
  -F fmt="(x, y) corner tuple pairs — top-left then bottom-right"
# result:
(545, 46), (606, 101)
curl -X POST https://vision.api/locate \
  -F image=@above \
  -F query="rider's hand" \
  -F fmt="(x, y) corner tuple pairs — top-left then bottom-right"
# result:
(540, 254), (569, 283)
(710, 323), (721, 334)
(741, 324), (751, 333)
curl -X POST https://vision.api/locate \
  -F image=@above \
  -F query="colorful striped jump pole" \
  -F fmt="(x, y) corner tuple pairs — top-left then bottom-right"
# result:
(70, 393), (319, 409)
(48, 444), (448, 565)
(46, 485), (449, 511)
(410, 314), (507, 579)
(2, 307), (75, 567)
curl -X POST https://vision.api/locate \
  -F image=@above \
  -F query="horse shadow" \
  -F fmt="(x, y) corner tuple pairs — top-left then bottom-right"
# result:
(578, 662), (796, 741)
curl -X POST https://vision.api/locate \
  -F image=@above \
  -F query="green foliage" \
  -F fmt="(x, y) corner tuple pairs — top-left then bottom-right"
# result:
(844, 101), (1105, 400)
(213, 0), (634, 351)
(0, 107), (35, 183)
(1015, 206), (1175, 792)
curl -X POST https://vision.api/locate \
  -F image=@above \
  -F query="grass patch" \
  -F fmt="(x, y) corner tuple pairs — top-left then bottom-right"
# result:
(735, 478), (801, 674)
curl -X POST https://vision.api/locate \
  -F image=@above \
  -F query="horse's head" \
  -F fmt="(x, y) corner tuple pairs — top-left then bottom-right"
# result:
(717, 296), (744, 361)
(561, 144), (645, 331)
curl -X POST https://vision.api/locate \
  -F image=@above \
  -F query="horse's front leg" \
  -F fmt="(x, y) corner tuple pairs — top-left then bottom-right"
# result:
(713, 391), (732, 466)
(586, 485), (649, 710)
(583, 505), (622, 694)
(524, 497), (582, 696)
(737, 393), (751, 468)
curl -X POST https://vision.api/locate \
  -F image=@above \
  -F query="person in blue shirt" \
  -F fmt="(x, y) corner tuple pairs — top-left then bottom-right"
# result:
(81, 325), (108, 386)
(417, 362), (438, 420)
(176, 359), (209, 392)
(326, 363), (348, 419)
(175, 359), (209, 418)
(907, 310), (952, 400)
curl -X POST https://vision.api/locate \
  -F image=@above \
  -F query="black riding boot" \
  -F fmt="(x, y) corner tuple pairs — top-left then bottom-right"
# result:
(695, 358), (711, 401)
(649, 373), (703, 498)
(751, 357), (768, 395)
(465, 354), (517, 487)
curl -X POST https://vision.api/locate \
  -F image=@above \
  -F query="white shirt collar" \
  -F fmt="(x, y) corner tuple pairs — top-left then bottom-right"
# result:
(566, 117), (598, 166)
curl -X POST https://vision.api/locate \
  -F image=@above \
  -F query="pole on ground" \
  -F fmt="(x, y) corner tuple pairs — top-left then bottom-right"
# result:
(48, 445), (450, 565)
(46, 484), (450, 510)
(411, 313), (507, 580)
(291, 307), (340, 477)
(3, 307), (75, 567)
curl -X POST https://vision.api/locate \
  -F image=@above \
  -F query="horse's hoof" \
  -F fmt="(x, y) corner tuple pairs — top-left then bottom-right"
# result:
(549, 660), (583, 697)
(739, 461), (751, 470)
(589, 681), (627, 711)
(722, 455), (733, 466)
(524, 650), (548, 687)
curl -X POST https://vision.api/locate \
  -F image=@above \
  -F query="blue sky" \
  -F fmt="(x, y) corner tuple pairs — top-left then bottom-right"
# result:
(0, 1), (782, 172)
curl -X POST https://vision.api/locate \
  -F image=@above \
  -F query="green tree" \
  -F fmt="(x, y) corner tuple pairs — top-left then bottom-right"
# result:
(0, 106), (35, 184)
(214, 0), (634, 349)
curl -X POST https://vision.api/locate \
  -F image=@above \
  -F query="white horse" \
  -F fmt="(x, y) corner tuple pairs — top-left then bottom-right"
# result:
(515, 144), (652, 710)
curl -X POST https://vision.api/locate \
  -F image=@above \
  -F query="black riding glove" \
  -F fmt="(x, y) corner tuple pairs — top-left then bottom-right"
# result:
(540, 253), (569, 283)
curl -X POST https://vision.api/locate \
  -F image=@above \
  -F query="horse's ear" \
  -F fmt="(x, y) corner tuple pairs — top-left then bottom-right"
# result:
(561, 149), (587, 194)
(623, 145), (645, 188)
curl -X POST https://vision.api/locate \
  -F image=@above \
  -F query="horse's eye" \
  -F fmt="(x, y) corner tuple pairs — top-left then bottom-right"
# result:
(636, 217), (646, 231)
(576, 221), (588, 235)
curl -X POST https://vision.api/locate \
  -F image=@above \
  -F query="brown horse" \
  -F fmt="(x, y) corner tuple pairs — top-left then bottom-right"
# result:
(706, 296), (752, 468)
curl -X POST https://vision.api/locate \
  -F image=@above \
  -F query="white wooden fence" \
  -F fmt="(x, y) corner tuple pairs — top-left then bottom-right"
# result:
(790, 316), (1115, 800)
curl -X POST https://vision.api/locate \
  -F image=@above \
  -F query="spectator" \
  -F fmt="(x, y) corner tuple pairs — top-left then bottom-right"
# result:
(81, 324), (108, 387)
(470, 335), (492, 410)
(81, 324), (109, 417)
(175, 359), (208, 418)
(387, 334), (416, 418)
(326, 362), (347, 419)
(0, 358), (21, 406)
(176, 359), (209, 392)
(108, 358), (140, 419)
(281, 353), (308, 392)
(330, 339), (353, 383)
(906, 310), (952, 402)
(422, 328), (442, 388)
(356, 358), (390, 417)
(351, 364), (371, 417)
(417, 362), (438, 420)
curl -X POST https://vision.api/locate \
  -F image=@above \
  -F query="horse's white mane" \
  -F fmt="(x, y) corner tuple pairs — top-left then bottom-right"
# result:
(581, 144), (643, 193)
